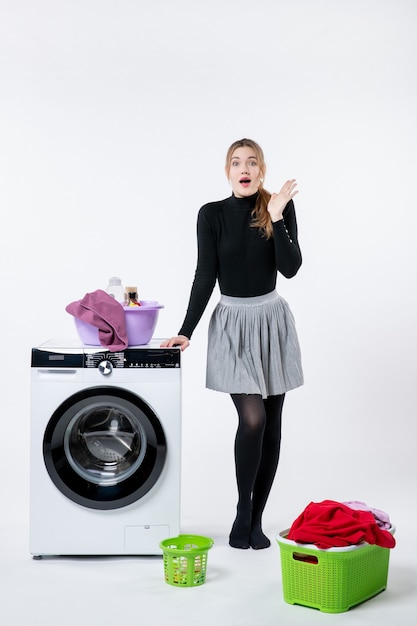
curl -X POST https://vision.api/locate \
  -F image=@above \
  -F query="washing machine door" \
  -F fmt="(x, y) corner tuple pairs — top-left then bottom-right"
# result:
(43, 387), (167, 510)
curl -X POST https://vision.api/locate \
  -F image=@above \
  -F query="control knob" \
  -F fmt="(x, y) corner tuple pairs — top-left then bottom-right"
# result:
(98, 360), (113, 376)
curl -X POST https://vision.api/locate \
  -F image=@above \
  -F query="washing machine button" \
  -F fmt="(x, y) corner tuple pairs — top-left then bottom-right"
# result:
(98, 360), (113, 376)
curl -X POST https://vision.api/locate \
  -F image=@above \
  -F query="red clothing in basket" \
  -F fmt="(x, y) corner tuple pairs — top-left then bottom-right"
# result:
(287, 500), (395, 549)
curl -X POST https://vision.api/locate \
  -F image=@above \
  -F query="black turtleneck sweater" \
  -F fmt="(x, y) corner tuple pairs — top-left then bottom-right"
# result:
(178, 192), (302, 339)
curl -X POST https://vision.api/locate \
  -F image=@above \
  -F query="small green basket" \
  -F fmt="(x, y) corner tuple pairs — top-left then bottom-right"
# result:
(160, 535), (214, 587)
(276, 527), (395, 613)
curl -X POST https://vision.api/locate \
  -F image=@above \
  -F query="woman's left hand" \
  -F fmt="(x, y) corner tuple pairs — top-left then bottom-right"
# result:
(267, 179), (298, 222)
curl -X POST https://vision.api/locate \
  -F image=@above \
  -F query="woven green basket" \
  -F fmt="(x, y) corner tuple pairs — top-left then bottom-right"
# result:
(276, 528), (394, 613)
(160, 535), (214, 587)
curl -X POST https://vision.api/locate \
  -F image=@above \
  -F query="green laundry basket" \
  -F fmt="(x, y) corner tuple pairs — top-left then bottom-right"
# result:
(160, 535), (214, 587)
(276, 526), (395, 613)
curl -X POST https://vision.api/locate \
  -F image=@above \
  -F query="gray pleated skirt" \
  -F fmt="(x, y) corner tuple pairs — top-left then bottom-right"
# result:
(206, 290), (303, 399)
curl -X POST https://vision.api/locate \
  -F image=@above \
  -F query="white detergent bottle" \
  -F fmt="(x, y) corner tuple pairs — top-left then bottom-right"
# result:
(105, 277), (125, 305)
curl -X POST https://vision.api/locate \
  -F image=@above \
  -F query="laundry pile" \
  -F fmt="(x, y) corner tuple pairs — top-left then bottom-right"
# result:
(66, 289), (128, 351)
(287, 499), (395, 549)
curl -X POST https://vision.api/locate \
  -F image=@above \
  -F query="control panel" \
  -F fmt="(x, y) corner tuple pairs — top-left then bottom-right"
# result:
(32, 347), (181, 369)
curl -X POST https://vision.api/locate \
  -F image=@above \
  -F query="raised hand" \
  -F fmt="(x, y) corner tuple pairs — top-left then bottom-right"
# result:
(267, 179), (298, 222)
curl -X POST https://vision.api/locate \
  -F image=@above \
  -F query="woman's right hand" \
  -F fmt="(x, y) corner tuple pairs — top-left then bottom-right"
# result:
(160, 335), (190, 351)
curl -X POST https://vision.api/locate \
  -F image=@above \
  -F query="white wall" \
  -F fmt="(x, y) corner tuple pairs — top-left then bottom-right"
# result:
(1, 0), (416, 532)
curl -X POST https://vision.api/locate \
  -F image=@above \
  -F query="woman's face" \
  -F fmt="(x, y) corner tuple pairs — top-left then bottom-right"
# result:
(227, 146), (263, 198)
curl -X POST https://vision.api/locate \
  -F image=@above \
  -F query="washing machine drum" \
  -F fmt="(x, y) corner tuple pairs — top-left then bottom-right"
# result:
(43, 387), (167, 510)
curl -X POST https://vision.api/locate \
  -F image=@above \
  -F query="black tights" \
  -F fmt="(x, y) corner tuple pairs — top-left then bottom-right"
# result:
(229, 393), (285, 549)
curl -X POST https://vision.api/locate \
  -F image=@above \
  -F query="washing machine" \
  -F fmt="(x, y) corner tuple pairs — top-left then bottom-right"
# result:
(30, 338), (181, 557)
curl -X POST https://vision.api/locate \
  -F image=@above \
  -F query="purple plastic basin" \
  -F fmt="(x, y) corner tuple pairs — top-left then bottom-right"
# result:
(74, 301), (164, 346)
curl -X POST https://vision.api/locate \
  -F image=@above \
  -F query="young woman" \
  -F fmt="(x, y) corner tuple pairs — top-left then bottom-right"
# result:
(161, 138), (303, 549)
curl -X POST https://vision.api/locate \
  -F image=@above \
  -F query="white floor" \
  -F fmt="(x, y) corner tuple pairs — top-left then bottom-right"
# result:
(1, 510), (416, 626)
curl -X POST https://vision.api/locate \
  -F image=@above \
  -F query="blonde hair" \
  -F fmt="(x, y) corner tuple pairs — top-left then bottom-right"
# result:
(225, 138), (273, 239)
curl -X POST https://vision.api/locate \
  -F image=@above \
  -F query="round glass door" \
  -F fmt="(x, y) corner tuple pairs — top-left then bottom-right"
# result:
(43, 387), (167, 510)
